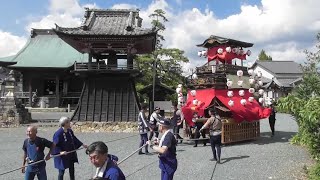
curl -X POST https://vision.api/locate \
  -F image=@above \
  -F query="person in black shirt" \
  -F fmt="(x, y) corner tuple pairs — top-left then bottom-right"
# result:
(269, 103), (277, 137)
(22, 126), (54, 180)
(148, 119), (177, 180)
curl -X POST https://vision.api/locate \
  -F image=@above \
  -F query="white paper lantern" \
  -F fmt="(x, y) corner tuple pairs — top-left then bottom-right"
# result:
(239, 90), (245, 96)
(240, 99), (247, 105)
(237, 80), (243, 86)
(248, 69), (254, 75)
(178, 97), (184, 102)
(237, 70), (243, 77)
(202, 50), (207, 57)
(192, 73), (198, 79)
(176, 87), (182, 94)
(248, 97), (254, 102)
(248, 88), (255, 94)
(227, 91), (234, 97)
(226, 47), (231, 53)
(249, 78), (255, 84)
(217, 48), (223, 54)
(258, 89), (264, 95)
(193, 99), (198, 106)
(258, 80), (263, 86)
(227, 80), (233, 87)
(246, 50), (252, 56)
(228, 100), (234, 107)
(190, 90), (196, 97)
(259, 98), (264, 103)
(198, 51), (202, 57)
(257, 71), (262, 78)
(178, 84), (183, 88)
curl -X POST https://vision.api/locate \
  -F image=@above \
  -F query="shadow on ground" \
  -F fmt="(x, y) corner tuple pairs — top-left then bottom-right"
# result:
(221, 155), (250, 164)
(222, 131), (297, 147)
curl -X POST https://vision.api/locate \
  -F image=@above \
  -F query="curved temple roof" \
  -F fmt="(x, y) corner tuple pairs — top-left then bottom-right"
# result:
(0, 29), (88, 69)
(54, 8), (156, 36)
(197, 35), (254, 48)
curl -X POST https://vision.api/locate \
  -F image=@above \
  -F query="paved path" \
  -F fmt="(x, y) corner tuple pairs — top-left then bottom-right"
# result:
(0, 113), (311, 180)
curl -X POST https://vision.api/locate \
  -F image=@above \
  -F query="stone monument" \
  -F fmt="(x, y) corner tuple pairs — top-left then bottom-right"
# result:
(0, 70), (31, 126)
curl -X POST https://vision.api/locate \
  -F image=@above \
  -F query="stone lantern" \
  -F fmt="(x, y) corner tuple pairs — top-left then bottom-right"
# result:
(0, 70), (31, 125)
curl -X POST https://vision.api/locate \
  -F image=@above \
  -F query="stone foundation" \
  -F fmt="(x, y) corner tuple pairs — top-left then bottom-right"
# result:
(72, 122), (138, 133)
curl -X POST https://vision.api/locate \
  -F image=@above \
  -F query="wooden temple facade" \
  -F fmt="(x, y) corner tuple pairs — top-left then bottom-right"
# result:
(0, 8), (157, 122)
(54, 9), (156, 122)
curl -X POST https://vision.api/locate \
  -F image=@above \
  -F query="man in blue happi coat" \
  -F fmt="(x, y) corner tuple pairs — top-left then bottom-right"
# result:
(86, 141), (125, 180)
(148, 119), (178, 180)
(52, 117), (87, 180)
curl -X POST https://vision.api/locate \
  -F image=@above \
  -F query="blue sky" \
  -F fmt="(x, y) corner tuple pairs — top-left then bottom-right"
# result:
(0, 0), (319, 72)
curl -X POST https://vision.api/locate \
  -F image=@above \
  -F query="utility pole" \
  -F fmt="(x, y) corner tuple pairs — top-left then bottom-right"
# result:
(151, 58), (157, 114)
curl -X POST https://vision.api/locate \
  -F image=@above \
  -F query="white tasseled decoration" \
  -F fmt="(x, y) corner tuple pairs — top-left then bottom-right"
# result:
(190, 90), (196, 97)
(227, 91), (234, 97)
(228, 100), (234, 107)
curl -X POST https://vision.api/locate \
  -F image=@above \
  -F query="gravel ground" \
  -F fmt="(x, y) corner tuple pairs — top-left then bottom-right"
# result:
(0, 113), (311, 180)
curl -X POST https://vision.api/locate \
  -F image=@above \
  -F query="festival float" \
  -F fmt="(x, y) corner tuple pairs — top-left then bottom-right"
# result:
(177, 35), (271, 144)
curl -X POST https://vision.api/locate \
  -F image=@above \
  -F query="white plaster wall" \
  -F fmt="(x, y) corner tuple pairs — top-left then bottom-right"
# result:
(253, 66), (274, 79)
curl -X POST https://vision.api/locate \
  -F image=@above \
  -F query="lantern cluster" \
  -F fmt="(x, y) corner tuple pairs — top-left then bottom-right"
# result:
(226, 67), (265, 107)
(248, 69), (265, 104)
(176, 84), (184, 106)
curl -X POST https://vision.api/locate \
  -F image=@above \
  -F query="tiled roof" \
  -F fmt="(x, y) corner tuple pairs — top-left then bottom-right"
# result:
(197, 35), (253, 48)
(55, 9), (155, 36)
(6, 29), (88, 68)
(254, 61), (303, 75)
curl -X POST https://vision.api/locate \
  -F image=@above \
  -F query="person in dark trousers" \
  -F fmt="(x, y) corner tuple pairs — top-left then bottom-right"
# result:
(52, 117), (87, 180)
(137, 103), (150, 155)
(171, 103), (183, 143)
(269, 103), (277, 137)
(148, 119), (177, 180)
(86, 141), (125, 180)
(200, 109), (223, 163)
(22, 126), (54, 180)
(149, 107), (162, 141)
(192, 112), (207, 147)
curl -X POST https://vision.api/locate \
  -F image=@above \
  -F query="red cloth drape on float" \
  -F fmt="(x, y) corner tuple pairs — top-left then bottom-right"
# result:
(206, 45), (247, 64)
(181, 89), (271, 126)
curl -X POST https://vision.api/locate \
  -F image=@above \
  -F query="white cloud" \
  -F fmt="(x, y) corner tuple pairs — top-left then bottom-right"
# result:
(26, 14), (82, 31)
(111, 3), (138, 9)
(25, 0), (98, 33)
(152, 0), (320, 69)
(0, 30), (27, 58)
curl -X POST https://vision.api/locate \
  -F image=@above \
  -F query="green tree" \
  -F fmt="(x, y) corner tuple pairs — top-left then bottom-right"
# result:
(258, 49), (272, 61)
(135, 9), (189, 103)
(277, 33), (320, 179)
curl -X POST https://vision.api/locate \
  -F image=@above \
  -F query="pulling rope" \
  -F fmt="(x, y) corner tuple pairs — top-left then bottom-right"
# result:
(117, 144), (148, 165)
(0, 134), (138, 176)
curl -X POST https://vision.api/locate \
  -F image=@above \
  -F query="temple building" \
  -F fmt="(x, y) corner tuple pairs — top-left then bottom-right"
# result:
(0, 8), (157, 122)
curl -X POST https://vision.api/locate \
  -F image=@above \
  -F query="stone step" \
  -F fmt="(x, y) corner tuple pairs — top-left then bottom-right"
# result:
(26, 107), (69, 112)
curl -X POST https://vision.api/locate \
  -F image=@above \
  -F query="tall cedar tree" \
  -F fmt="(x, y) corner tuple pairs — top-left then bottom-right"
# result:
(135, 9), (189, 101)
(258, 49), (272, 61)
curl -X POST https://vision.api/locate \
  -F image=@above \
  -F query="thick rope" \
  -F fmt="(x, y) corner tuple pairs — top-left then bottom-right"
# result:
(117, 144), (148, 165)
(0, 134), (139, 176)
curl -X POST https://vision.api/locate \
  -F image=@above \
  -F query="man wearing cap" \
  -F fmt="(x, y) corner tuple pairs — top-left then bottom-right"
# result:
(148, 119), (177, 180)
(148, 107), (162, 141)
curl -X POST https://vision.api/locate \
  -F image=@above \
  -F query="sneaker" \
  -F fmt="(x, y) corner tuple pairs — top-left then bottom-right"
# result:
(210, 158), (217, 161)
(193, 144), (197, 147)
(217, 159), (221, 164)
(138, 151), (145, 155)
